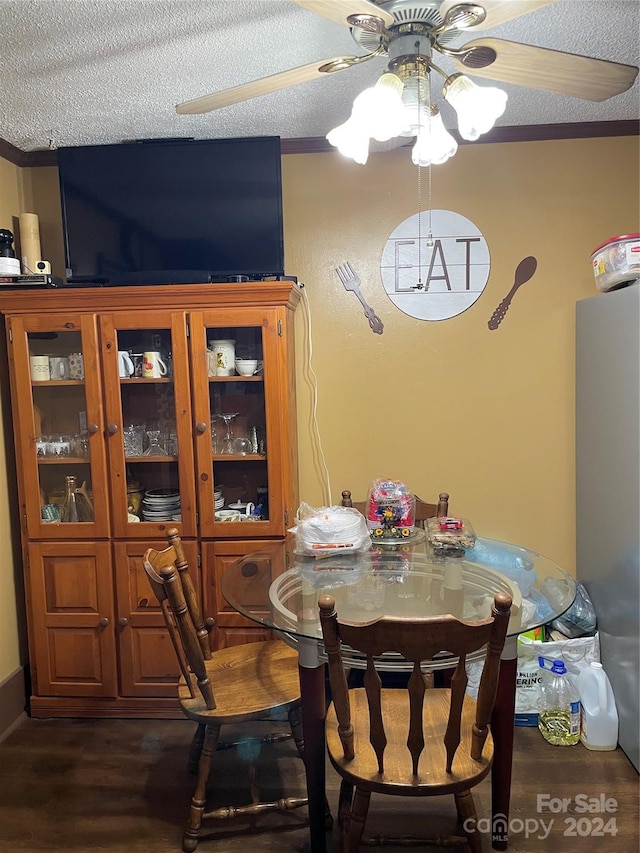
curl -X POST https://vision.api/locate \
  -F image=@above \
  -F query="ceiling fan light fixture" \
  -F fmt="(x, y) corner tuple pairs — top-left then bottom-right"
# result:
(443, 72), (507, 140)
(412, 107), (458, 166)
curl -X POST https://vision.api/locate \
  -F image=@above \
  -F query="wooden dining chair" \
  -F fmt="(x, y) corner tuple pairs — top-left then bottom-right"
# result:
(341, 489), (450, 527)
(143, 528), (307, 852)
(319, 591), (512, 852)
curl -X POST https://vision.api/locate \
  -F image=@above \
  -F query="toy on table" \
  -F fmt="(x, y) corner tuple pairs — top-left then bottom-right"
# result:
(365, 478), (415, 540)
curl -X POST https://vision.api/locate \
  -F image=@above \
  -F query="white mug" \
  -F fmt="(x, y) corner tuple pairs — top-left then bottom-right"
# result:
(29, 355), (50, 382)
(49, 356), (70, 380)
(118, 350), (135, 378)
(142, 351), (167, 378)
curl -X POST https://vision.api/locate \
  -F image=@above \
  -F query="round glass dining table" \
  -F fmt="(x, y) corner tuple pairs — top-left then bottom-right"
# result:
(222, 532), (576, 852)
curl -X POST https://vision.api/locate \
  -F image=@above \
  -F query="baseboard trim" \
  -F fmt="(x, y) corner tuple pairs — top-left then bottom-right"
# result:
(0, 667), (26, 742)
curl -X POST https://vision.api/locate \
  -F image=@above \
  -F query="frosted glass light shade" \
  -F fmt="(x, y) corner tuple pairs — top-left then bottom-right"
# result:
(326, 72), (407, 163)
(326, 120), (371, 164)
(443, 73), (507, 141)
(412, 110), (458, 166)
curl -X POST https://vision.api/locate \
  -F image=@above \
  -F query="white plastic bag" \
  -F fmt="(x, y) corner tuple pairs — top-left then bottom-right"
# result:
(289, 503), (371, 556)
(515, 632), (600, 725)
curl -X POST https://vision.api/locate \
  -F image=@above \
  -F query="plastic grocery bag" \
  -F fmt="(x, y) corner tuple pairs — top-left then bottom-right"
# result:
(515, 632), (600, 725)
(548, 582), (597, 638)
(289, 503), (371, 556)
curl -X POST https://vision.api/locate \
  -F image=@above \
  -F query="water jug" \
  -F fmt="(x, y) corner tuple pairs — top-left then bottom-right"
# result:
(578, 661), (618, 751)
(538, 657), (580, 745)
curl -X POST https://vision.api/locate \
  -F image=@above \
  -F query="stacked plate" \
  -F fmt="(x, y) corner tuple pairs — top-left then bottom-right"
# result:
(142, 488), (181, 522)
(214, 488), (224, 512)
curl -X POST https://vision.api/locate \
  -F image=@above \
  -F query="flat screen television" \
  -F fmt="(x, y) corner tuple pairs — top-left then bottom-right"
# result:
(57, 136), (285, 285)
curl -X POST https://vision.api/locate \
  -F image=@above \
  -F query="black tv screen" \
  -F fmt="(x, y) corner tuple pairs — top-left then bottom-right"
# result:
(57, 136), (285, 285)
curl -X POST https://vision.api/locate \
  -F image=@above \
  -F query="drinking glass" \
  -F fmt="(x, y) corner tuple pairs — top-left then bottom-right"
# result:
(123, 425), (144, 457)
(216, 413), (239, 454)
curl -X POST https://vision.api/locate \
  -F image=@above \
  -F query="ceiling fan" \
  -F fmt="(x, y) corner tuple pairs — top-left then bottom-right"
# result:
(177, 0), (638, 114)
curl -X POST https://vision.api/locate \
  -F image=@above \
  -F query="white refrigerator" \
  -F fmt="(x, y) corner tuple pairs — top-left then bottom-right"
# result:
(576, 283), (639, 771)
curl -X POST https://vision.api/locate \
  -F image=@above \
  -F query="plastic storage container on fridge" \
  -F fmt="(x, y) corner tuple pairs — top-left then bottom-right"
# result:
(590, 233), (640, 292)
(578, 661), (619, 751)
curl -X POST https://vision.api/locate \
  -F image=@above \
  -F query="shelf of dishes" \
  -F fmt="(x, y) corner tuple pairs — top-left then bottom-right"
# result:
(29, 353), (85, 382)
(39, 478), (182, 524)
(39, 478), (270, 524)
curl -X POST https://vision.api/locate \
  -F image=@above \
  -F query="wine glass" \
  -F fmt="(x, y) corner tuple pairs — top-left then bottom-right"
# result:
(216, 413), (239, 454)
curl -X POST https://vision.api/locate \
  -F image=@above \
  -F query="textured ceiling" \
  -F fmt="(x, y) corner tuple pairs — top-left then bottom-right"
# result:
(0, 0), (638, 152)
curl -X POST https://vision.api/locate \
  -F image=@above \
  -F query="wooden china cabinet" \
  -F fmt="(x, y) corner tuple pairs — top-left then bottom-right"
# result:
(0, 281), (300, 718)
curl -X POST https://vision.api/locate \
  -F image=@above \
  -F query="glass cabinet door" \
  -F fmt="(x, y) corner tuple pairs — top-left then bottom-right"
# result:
(191, 308), (289, 538)
(8, 315), (110, 539)
(100, 312), (197, 538)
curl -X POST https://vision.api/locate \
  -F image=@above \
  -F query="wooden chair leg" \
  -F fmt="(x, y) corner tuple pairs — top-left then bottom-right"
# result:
(338, 779), (354, 850)
(345, 787), (371, 853)
(183, 723), (220, 853)
(454, 788), (482, 853)
(188, 723), (206, 776)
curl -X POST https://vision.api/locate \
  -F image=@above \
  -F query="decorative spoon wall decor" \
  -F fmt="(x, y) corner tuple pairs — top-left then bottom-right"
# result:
(488, 255), (538, 330)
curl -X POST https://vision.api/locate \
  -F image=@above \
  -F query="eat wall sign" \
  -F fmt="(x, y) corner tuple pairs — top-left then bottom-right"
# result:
(380, 209), (490, 321)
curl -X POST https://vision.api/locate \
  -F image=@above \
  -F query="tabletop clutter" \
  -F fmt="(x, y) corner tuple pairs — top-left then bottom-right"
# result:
(290, 476), (618, 752)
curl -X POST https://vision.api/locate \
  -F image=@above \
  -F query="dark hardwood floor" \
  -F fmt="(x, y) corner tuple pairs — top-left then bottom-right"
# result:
(0, 717), (637, 852)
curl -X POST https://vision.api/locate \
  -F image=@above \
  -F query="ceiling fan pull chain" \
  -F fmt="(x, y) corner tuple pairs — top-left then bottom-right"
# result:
(427, 162), (433, 249)
(416, 161), (424, 290)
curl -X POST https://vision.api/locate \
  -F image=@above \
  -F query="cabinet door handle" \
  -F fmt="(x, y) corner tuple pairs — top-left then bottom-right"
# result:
(205, 617), (215, 629)
(107, 423), (119, 435)
(87, 423), (99, 434)
(195, 422), (207, 434)
(118, 617), (129, 627)
(99, 617), (110, 627)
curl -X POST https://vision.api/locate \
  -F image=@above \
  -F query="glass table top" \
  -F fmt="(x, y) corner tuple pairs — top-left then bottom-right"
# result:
(221, 535), (576, 663)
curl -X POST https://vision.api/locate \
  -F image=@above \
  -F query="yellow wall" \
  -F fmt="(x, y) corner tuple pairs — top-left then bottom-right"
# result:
(283, 136), (639, 570)
(0, 135), (638, 685)
(0, 156), (24, 681)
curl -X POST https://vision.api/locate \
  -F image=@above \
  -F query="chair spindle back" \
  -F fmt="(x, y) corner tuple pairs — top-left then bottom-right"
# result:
(319, 592), (511, 776)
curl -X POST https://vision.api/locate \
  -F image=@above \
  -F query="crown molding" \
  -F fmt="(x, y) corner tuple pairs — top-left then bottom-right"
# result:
(280, 121), (639, 153)
(1, 121), (638, 165)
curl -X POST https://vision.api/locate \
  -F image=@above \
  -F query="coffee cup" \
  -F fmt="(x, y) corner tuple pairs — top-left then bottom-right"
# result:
(142, 351), (167, 378)
(215, 509), (242, 522)
(131, 353), (144, 377)
(235, 359), (258, 376)
(30, 355), (51, 381)
(68, 352), (84, 379)
(118, 351), (135, 378)
(49, 356), (70, 380)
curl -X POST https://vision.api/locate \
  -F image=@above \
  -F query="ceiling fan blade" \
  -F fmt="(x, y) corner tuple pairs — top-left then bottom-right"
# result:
(176, 57), (357, 114)
(453, 38), (639, 101)
(439, 0), (559, 31)
(289, 0), (394, 29)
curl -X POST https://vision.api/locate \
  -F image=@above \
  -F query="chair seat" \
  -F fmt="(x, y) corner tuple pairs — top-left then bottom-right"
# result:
(178, 640), (301, 724)
(326, 688), (494, 797)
